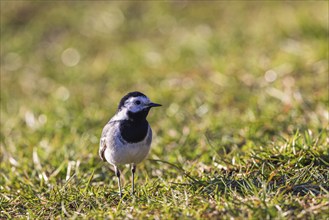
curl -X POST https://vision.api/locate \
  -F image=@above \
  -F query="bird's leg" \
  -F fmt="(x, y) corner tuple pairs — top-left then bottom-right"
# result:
(131, 164), (136, 195)
(115, 166), (122, 198)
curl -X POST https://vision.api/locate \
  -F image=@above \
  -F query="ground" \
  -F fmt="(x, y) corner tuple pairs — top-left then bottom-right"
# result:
(1, 2), (328, 219)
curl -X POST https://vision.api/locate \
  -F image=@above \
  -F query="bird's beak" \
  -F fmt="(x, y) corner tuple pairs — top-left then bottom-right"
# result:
(147, 102), (162, 108)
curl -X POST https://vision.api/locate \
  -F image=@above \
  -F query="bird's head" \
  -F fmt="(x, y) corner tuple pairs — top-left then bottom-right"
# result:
(116, 91), (161, 121)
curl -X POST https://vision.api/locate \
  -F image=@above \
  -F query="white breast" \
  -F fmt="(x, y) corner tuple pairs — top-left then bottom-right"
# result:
(101, 123), (152, 166)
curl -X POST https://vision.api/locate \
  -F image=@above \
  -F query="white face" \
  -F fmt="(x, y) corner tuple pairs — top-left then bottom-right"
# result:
(110, 94), (160, 122)
(123, 96), (151, 113)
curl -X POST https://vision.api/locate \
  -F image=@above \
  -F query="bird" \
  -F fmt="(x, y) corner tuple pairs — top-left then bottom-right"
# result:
(99, 91), (161, 197)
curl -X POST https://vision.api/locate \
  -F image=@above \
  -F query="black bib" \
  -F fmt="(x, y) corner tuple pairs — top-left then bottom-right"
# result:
(119, 109), (150, 143)
(119, 119), (149, 143)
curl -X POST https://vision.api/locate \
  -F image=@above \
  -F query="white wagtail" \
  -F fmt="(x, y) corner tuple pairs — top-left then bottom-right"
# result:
(99, 91), (161, 197)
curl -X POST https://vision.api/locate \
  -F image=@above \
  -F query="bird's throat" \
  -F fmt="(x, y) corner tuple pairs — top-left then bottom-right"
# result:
(127, 108), (150, 121)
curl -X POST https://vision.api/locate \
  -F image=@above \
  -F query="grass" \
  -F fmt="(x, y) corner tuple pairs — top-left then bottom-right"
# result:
(1, 1), (328, 219)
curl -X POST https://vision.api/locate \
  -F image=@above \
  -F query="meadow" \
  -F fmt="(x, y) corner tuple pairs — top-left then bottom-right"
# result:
(1, 2), (328, 219)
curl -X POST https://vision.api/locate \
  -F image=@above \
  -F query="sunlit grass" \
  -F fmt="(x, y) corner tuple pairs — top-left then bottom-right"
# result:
(1, 2), (328, 219)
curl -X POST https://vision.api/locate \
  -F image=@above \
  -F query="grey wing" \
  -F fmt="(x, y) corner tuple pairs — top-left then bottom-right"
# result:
(99, 138), (107, 162)
(146, 126), (153, 146)
(99, 123), (111, 162)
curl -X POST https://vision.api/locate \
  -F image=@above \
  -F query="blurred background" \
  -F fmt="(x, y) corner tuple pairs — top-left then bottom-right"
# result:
(1, 2), (328, 166)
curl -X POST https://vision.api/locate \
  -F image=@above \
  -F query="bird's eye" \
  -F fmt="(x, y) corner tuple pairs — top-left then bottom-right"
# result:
(135, 100), (141, 105)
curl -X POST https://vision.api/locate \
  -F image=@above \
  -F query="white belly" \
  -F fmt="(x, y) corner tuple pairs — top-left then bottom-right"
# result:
(104, 141), (151, 165)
